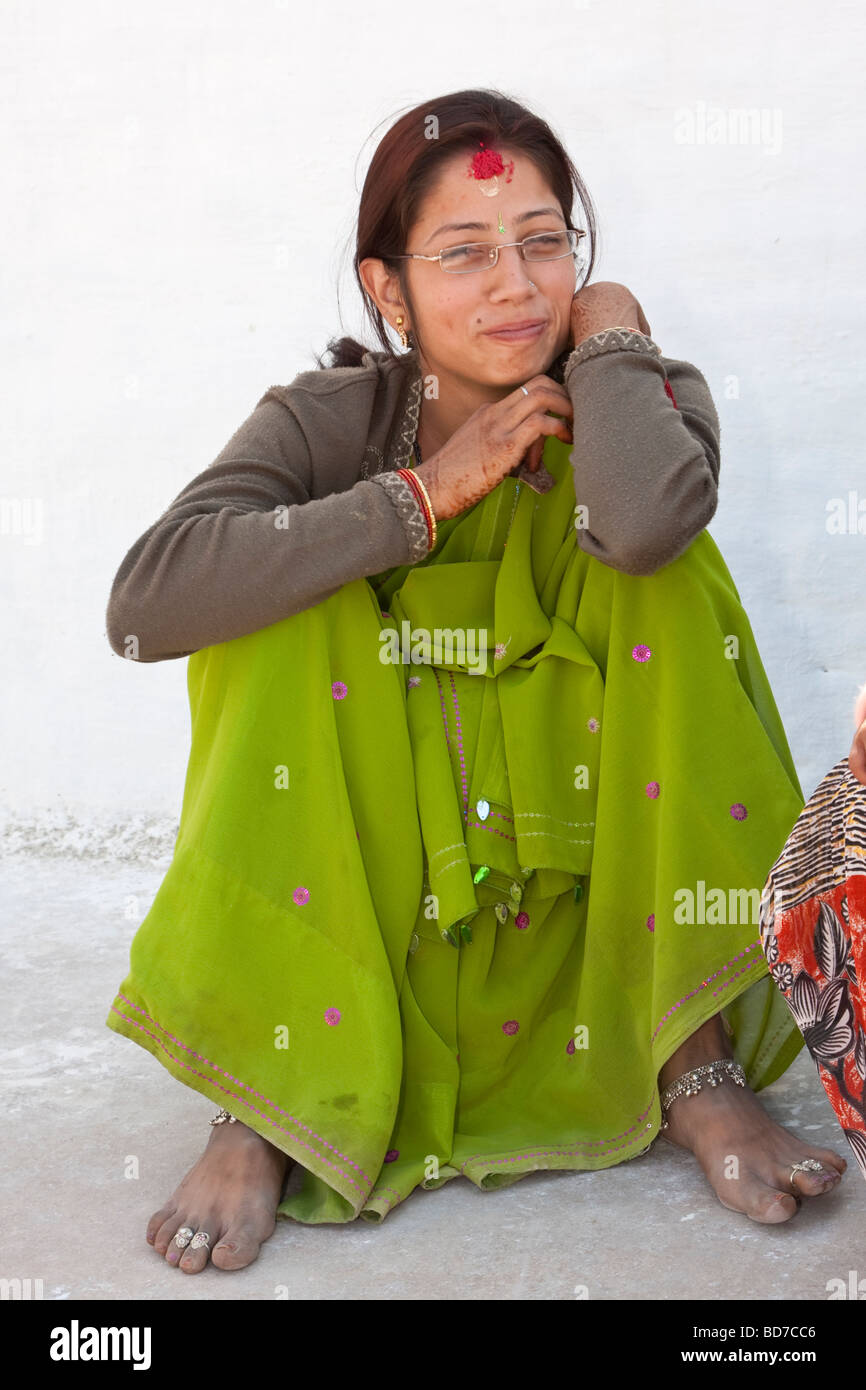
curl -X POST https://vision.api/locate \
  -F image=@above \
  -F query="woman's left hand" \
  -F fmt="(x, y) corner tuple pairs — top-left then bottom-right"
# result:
(569, 280), (652, 349)
(849, 721), (866, 786)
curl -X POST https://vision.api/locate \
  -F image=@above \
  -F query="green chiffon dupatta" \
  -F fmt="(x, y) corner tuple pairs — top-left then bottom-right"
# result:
(107, 435), (806, 1223)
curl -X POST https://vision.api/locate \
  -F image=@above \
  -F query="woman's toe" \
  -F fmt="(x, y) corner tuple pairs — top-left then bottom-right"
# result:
(788, 1163), (838, 1197)
(748, 1182), (802, 1224)
(178, 1237), (213, 1274)
(211, 1221), (265, 1270)
(712, 1162), (800, 1224)
(176, 1216), (222, 1273)
(796, 1143), (848, 1175)
(153, 1214), (186, 1259)
(817, 1146), (848, 1174)
(146, 1204), (176, 1246)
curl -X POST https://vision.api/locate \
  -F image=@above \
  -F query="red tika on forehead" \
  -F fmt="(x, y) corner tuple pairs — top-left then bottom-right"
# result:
(468, 141), (514, 182)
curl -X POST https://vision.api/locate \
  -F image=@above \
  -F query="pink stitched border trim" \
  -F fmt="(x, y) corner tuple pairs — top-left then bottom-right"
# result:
(650, 944), (762, 1042)
(465, 819), (517, 842)
(112, 942), (772, 1215)
(112, 994), (376, 1194)
(364, 1184), (404, 1214)
(459, 1095), (656, 1173)
(448, 671), (469, 819)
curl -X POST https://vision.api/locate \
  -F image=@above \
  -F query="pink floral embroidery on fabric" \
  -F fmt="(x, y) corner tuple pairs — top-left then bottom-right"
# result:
(407, 675), (421, 688)
(331, 681), (348, 700)
(632, 644), (652, 662)
(293, 886), (310, 905)
(515, 911), (530, 929)
(566, 1037), (576, 1055)
(502, 1020), (520, 1035)
(730, 803), (748, 820)
(384, 1149), (399, 1162)
(646, 782), (660, 798)
(324, 1008), (341, 1026)
(380, 611), (392, 621)
(646, 913), (655, 932)
(587, 717), (600, 732)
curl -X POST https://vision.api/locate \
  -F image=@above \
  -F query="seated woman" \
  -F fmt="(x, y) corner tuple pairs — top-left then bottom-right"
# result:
(104, 88), (846, 1276)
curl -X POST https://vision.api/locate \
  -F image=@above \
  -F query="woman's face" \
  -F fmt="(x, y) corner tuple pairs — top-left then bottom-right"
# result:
(403, 148), (578, 389)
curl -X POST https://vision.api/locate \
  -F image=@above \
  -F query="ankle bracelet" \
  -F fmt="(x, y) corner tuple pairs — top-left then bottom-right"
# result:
(659, 1059), (746, 1130)
(209, 1108), (238, 1125)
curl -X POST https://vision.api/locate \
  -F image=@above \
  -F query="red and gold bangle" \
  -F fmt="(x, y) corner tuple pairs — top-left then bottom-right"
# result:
(408, 468), (439, 549)
(396, 467), (438, 552)
(395, 468), (432, 549)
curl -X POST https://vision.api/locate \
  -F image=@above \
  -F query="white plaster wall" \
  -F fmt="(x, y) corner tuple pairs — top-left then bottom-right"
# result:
(2, 0), (865, 858)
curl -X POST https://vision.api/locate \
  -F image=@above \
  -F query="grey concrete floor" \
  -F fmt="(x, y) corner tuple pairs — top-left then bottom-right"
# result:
(2, 854), (864, 1302)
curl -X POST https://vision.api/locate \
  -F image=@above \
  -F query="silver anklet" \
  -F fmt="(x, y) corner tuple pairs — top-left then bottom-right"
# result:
(659, 1058), (746, 1130)
(209, 1108), (238, 1125)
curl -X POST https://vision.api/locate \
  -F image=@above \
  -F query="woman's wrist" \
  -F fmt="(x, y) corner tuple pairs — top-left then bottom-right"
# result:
(410, 459), (450, 521)
(571, 320), (645, 350)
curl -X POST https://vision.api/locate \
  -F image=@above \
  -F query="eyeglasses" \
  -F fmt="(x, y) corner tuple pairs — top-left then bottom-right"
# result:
(389, 227), (587, 275)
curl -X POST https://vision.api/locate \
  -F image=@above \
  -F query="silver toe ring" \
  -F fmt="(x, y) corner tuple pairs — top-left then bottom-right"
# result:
(789, 1158), (825, 1192)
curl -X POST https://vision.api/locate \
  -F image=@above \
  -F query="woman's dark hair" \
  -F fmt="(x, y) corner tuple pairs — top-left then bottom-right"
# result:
(315, 87), (599, 370)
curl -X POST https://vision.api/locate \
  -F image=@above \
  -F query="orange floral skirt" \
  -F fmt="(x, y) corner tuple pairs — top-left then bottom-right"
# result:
(759, 755), (866, 1177)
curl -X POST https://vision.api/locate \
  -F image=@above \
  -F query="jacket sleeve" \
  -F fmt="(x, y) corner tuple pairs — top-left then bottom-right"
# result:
(563, 327), (720, 576)
(105, 391), (430, 663)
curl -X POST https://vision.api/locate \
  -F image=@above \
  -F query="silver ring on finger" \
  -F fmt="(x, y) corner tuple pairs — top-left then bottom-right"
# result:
(520, 385), (529, 397)
(190, 1230), (212, 1250)
(789, 1158), (824, 1192)
(173, 1226), (195, 1249)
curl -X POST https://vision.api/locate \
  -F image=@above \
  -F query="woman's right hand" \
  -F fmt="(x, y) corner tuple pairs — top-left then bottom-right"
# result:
(412, 375), (574, 521)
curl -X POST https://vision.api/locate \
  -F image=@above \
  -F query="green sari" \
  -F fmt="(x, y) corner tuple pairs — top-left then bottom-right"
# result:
(106, 433), (805, 1224)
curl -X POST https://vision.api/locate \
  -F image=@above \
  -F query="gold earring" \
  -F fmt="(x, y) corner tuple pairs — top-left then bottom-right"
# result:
(395, 315), (409, 350)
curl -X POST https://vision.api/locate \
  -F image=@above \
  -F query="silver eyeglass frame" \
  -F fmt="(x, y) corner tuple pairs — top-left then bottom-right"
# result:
(387, 227), (588, 275)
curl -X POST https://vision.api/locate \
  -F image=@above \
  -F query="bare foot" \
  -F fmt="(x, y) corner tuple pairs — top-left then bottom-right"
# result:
(658, 1014), (848, 1223)
(146, 1117), (293, 1273)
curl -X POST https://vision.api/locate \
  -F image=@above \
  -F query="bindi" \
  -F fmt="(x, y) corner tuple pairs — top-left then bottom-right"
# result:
(466, 141), (514, 198)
